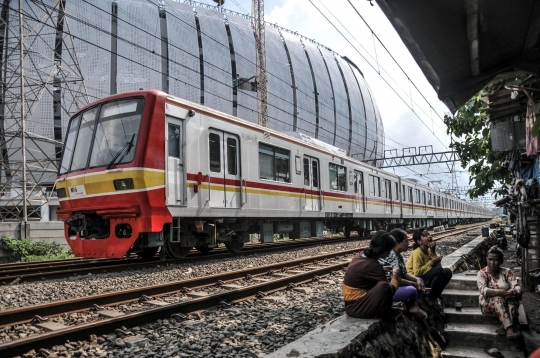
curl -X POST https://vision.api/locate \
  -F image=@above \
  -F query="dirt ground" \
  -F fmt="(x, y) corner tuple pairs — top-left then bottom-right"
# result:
(523, 291), (540, 334)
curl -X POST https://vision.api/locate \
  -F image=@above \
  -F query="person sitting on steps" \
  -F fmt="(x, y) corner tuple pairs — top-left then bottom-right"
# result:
(342, 230), (402, 319)
(406, 228), (452, 310)
(379, 228), (428, 320)
(477, 246), (522, 340)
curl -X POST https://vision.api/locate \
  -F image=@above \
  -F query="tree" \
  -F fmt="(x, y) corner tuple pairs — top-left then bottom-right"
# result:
(444, 93), (511, 198)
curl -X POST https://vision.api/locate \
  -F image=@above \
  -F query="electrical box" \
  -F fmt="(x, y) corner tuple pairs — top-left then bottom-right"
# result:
(311, 221), (323, 237)
(260, 222), (274, 243)
(292, 221), (311, 239)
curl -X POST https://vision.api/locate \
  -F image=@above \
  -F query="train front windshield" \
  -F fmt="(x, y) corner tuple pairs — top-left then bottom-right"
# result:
(59, 98), (145, 174)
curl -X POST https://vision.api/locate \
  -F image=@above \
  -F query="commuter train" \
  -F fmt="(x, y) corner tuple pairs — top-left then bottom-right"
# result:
(55, 90), (491, 259)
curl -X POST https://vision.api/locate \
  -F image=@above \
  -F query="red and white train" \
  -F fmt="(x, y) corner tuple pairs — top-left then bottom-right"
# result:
(55, 90), (491, 259)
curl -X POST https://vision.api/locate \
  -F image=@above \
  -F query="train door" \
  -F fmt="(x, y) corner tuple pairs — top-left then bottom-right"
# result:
(303, 156), (321, 211)
(208, 130), (241, 208)
(353, 170), (365, 212)
(166, 118), (184, 206)
(384, 179), (392, 214)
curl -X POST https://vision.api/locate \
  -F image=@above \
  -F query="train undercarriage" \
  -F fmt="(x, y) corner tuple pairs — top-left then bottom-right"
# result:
(65, 211), (487, 260)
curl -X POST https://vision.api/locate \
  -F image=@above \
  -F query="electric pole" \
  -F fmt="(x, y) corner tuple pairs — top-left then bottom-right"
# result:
(252, 0), (268, 127)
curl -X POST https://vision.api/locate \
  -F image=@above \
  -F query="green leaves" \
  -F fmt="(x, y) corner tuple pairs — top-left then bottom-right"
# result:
(445, 93), (510, 198)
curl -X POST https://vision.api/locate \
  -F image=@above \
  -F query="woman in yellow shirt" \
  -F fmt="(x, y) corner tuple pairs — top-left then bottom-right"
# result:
(406, 228), (452, 309)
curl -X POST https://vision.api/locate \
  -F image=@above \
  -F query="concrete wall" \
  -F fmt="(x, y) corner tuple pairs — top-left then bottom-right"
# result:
(0, 221), (67, 262)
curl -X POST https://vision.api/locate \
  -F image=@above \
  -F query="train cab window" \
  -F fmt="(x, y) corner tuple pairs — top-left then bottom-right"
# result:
(71, 107), (99, 171)
(59, 114), (81, 174)
(369, 175), (380, 197)
(408, 187), (413, 203)
(168, 124), (181, 158)
(329, 163), (347, 191)
(209, 133), (221, 172)
(89, 98), (144, 169)
(415, 189), (421, 203)
(428, 193), (432, 205)
(226, 137), (237, 175)
(259, 143), (290, 183)
(394, 182), (399, 200)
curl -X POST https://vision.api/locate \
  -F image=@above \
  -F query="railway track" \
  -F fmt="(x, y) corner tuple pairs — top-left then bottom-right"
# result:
(0, 223), (484, 284)
(0, 235), (366, 284)
(0, 224), (485, 356)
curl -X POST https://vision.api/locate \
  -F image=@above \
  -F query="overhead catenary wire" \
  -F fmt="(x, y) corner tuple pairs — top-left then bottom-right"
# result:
(307, 0), (449, 150)
(9, 1), (454, 188)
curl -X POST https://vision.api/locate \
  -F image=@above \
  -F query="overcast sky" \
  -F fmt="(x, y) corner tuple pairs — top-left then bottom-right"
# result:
(219, 0), (471, 195)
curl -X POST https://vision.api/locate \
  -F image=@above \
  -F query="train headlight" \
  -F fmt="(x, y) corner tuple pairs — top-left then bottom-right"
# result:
(57, 188), (67, 198)
(113, 178), (134, 190)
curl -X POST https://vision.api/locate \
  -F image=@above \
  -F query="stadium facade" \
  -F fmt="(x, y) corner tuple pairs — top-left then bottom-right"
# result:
(0, 0), (384, 218)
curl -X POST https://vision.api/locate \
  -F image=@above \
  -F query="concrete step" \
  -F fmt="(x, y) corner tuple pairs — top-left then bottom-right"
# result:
(442, 289), (478, 307)
(444, 305), (528, 328)
(445, 323), (523, 352)
(444, 307), (500, 325)
(447, 274), (479, 291)
(442, 346), (525, 358)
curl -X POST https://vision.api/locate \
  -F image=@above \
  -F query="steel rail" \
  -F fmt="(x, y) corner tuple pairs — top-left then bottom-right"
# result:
(0, 235), (365, 283)
(0, 249), (357, 327)
(0, 260), (349, 357)
(0, 223), (486, 356)
(0, 223), (482, 326)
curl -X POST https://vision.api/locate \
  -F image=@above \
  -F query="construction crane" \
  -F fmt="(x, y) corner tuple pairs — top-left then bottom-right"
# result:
(251, 0), (268, 127)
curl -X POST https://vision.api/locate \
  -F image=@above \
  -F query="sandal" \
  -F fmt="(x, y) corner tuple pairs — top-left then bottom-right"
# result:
(495, 325), (506, 336)
(483, 348), (504, 358)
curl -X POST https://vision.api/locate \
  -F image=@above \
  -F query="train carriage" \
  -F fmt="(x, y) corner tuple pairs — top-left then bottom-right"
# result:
(55, 90), (491, 259)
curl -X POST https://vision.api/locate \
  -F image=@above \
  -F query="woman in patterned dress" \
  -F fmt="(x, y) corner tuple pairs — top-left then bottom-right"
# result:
(379, 228), (428, 320)
(477, 246), (522, 339)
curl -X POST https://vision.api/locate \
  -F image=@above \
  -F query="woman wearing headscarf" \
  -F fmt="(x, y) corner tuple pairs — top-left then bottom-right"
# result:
(343, 230), (401, 318)
(379, 228), (428, 320)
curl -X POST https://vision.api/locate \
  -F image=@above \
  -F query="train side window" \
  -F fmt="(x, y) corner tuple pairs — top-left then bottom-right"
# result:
(303, 158), (310, 186)
(422, 191), (426, 204)
(437, 195), (441, 207)
(394, 182), (399, 200)
(329, 163), (347, 191)
(428, 193), (432, 205)
(415, 189), (421, 203)
(312, 160), (319, 188)
(168, 124), (181, 158)
(369, 175), (380, 197)
(384, 179), (391, 199)
(408, 187), (413, 203)
(402, 185), (405, 200)
(226, 137), (237, 175)
(209, 133), (221, 172)
(259, 143), (290, 183)
(354, 171), (364, 194)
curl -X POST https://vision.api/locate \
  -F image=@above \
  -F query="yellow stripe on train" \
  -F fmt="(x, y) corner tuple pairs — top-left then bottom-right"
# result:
(56, 169), (165, 198)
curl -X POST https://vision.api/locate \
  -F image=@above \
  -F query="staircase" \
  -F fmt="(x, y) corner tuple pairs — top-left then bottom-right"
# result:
(441, 268), (527, 358)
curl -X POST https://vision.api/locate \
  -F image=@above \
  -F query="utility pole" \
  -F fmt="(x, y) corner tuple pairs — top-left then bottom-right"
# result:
(252, 0), (268, 127)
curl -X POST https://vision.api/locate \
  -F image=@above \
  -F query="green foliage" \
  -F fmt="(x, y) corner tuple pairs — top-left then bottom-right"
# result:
(0, 236), (73, 262)
(444, 93), (511, 198)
